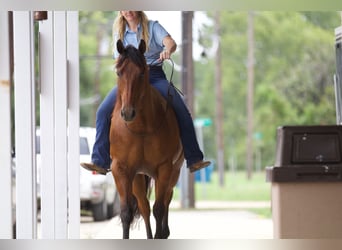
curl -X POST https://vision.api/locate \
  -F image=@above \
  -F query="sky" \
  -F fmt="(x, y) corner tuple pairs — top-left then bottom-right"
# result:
(145, 11), (213, 60)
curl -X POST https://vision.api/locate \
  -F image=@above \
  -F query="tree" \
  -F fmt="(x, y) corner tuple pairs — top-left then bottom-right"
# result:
(195, 11), (340, 175)
(79, 11), (115, 127)
(78, 11), (341, 176)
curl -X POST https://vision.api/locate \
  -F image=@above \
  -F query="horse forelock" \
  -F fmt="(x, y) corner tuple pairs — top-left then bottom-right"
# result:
(116, 44), (146, 72)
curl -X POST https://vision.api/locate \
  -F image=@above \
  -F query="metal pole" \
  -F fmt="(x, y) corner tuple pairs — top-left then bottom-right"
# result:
(39, 11), (56, 238)
(66, 11), (80, 239)
(53, 11), (68, 239)
(0, 11), (14, 239)
(39, 11), (80, 239)
(13, 11), (37, 239)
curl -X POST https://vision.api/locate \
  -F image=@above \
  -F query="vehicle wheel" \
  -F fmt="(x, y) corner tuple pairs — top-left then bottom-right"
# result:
(92, 197), (108, 222)
(107, 202), (114, 219)
(107, 190), (120, 219)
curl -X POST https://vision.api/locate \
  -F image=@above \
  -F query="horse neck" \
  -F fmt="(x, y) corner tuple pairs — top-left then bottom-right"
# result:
(144, 84), (165, 117)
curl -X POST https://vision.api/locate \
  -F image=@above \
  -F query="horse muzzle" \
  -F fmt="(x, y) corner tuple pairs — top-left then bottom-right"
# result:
(121, 107), (136, 122)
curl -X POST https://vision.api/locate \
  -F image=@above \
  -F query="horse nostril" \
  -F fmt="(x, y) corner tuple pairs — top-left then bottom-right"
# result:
(121, 107), (136, 122)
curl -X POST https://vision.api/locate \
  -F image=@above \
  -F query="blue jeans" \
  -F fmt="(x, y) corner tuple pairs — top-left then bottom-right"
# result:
(91, 67), (204, 169)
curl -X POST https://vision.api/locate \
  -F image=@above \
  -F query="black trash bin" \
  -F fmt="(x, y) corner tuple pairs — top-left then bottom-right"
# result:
(266, 125), (342, 239)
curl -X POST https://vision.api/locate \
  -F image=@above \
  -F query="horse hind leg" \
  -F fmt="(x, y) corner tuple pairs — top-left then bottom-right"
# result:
(133, 174), (153, 239)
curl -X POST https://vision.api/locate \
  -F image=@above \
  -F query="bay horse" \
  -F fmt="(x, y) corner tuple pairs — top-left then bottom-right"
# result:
(109, 39), (184, 239)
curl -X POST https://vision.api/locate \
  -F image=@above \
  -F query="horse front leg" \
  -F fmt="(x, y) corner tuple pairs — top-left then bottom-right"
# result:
(161, 189), (174, 238)
(111, 165), (135, 239)
(153, 172), (171, 239)
(152, 196), (166, 239)
(161, 168), (181, 238)
(120, 196), (136, 239)
(133, 174), (153, 239)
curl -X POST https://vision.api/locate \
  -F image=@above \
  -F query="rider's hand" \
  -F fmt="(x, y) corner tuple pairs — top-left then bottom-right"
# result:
(159, 49), (171, 61)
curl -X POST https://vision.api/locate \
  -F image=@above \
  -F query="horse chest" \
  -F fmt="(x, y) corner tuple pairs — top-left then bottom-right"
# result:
(112, 131), (170, 165)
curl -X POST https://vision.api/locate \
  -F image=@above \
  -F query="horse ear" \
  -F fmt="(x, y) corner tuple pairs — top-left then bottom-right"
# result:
(117, 39), (124, 54)
(138, 39), (146, 54)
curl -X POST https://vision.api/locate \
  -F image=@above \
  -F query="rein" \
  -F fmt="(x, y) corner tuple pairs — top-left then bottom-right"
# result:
(124, 58), (178, 137)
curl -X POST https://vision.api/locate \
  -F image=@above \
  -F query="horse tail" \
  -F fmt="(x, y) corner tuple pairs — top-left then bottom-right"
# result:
(145, 175), (153, 200)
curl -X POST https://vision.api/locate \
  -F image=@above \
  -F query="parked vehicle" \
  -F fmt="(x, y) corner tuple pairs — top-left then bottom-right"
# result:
(78, 127), (120, 221)
(36, 127), (120, 221)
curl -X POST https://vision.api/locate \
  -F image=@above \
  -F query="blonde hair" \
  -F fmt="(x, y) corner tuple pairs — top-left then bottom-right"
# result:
(112, 11), (150, 53)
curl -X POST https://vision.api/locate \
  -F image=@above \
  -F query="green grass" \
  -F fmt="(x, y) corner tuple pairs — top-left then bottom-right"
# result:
(149, 171), (272, 218)
(172, 170), (272, 218)
(173, 170), (271, 201)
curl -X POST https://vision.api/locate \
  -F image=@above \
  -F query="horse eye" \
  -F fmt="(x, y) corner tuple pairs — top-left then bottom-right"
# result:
(116, 71), (122, 77)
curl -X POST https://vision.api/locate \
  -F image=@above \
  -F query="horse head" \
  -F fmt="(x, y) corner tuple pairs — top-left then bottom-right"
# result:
(116, 39), (147, 122)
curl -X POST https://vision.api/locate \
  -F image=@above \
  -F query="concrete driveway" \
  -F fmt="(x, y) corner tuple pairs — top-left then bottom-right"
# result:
(80, 201), (273, 239)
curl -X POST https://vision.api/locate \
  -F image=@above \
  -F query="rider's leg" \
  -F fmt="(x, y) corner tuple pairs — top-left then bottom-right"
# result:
(149, 67), (210, 170)
(89, 87), (117, 171)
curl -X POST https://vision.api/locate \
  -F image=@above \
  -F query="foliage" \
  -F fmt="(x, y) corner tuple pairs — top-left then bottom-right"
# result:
(79, 11), (117, 126)
(194, 11), (340, 172)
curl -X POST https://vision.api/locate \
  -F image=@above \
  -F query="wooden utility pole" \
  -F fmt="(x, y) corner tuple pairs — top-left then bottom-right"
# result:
(181, 11), (195, 208)
(214, 11), (225, 187)
(182, 12), (194, 112)
(246, 11), (255, 180)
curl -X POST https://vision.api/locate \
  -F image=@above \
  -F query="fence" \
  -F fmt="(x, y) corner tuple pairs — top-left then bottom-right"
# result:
(0, 11), (80, 239)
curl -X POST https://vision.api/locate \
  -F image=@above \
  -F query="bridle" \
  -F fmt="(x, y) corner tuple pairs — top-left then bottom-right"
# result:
(124, 58), (181, 137)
